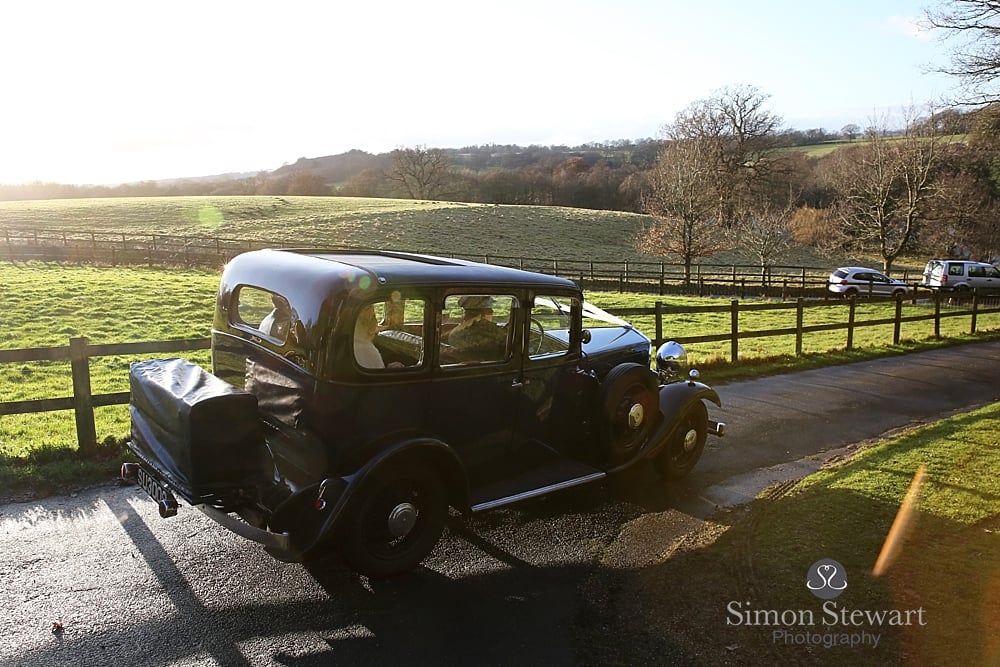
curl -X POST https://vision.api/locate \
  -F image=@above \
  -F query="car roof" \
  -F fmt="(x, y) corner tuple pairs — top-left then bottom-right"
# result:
(837, 266), (884, 273)
(928, 259), (993, 266)
(222, 248), (580, 298)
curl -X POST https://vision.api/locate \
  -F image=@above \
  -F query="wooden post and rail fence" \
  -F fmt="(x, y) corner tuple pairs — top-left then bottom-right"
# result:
(1, 293), (997, 455)
(0, 225), (930, 298)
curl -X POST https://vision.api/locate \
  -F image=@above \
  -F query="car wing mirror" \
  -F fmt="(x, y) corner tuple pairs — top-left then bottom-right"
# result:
(581, 329), (592, 344)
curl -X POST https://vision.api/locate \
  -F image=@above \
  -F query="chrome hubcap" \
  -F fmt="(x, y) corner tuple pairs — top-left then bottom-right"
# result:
(627, 403), (645, 430)
(387, 502), (418, 538)
(682, 428), (698, 452)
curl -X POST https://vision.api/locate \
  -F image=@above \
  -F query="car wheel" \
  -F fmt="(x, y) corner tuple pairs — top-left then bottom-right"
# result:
(338, 463), (447, 578)
(892, 288), (905, 298)
(844, 287), (859, 299)
(655, 400), (708, 480)
(600, 362), (660, 465)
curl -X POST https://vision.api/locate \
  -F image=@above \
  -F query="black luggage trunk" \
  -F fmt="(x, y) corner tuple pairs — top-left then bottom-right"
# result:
(129, 358), (269, 500)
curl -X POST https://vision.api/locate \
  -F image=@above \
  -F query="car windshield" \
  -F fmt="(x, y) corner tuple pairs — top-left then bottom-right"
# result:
(532, 296), (630, 329)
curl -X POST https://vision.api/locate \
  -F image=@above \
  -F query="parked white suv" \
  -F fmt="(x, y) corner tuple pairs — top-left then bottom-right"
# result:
(921, 260), (1000, 293)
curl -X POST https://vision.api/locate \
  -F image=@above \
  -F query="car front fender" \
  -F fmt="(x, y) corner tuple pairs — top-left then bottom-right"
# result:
(643, 380), (722, 459)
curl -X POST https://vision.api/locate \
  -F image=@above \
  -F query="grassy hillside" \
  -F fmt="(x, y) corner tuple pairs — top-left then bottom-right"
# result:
(0, 195), (861, 268)
(0, 196), (650, 261)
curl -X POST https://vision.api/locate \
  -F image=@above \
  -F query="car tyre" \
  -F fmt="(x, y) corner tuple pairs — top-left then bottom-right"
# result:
(655, 400), (708, 480)
(338, 463), (447, 578)
(600, 362), (660, 465)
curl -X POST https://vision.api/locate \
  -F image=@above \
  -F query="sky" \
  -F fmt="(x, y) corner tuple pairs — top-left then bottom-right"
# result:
(0, 0), (964, 185)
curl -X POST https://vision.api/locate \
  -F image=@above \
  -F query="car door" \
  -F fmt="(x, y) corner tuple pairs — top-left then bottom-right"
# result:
(967, 264), (1000, 292)
(425, 292), (525, 493)
(510, 293), (603, 479)
(988, 266), (1000, 293)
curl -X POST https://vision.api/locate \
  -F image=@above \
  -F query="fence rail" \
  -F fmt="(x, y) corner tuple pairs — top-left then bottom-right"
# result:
(0, 337), (211, 454)
(1, 225), (925, 297)
(2, 293), (998, 454)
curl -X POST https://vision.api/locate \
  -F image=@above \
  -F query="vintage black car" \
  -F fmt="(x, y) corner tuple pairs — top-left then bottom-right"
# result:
(123, 249), (725, 577)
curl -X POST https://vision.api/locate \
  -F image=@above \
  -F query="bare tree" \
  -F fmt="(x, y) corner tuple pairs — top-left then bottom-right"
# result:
(926, 0), (1000, 105)
(668, 84), (786, 220)
(824, 111), (945, 272)
(919, 143), (1000, 260)
(729, 200), (796, 284)
(387, 146), (452, 200)
(635, 137), (729, 285)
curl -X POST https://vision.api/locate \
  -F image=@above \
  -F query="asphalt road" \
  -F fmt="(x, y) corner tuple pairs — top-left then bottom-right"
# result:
(2, 340), (998, 667)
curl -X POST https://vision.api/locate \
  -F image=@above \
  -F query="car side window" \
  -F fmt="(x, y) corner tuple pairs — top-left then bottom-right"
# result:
(358, 292), (427, 370)
(235, 286), (292, 343)
(969, 265), (986, 278)
(440, 294), (514, 365)
(949, 264), (964, 276)
(528, 295), (573, 360)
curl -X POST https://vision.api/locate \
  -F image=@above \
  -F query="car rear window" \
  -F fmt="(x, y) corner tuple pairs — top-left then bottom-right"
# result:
(234, 286), (291, 343)
(833, 269), (849, 279)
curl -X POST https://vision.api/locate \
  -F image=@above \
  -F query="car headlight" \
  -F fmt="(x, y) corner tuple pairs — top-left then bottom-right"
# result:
(655, 340), (688, 383)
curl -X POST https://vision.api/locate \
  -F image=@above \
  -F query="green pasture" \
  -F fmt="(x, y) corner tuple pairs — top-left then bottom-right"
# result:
(1, 262), (998, 497)
(0, 196), (654, 262)
(0, 195), (889, 270)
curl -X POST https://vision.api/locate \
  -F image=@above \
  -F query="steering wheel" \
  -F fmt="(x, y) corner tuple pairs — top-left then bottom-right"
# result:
(529, 317), (545, 355)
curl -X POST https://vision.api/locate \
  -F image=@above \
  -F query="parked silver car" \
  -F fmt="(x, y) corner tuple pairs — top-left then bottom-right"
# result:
(828, 267), (910, 298)
(921, 259), (1000, 293)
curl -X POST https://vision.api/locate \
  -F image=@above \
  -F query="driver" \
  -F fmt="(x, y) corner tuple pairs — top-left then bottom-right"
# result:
(447, 295), (507, 361)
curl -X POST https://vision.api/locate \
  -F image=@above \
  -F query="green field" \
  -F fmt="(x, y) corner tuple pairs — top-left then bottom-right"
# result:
(0, 195), (887, 270)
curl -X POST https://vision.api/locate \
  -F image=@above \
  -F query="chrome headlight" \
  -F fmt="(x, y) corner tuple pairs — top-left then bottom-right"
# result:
(655, 340), (688, 383)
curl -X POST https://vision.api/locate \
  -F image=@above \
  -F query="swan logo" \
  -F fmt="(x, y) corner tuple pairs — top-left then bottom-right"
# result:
(806, 558), (848, 600)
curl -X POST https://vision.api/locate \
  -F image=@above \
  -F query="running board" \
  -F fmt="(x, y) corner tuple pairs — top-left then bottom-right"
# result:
(470, 472), (606, 513)
(197, 504), (291, 553)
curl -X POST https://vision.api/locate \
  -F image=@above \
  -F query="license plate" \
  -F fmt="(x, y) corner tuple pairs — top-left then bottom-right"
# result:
(135, 466), (175, 508)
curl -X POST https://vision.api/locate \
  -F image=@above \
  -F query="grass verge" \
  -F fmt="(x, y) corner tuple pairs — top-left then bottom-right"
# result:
(581, 401), (1000, 666)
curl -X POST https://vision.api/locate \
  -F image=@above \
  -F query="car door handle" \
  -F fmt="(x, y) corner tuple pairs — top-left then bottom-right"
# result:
(511, 379), (530, 388)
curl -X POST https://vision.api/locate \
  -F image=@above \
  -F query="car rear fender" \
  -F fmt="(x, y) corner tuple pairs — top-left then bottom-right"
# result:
(644, 381), (723, 459)
(297, 438), (469, 557)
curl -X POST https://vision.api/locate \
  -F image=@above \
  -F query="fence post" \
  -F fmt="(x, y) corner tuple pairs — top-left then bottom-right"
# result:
(934, 292), (941, 339)
(795, 298), (804, 356)
(847, 297), (856, 350)
(69, 336), (97, 455)
(730, 300), (739, 362)
(893, 293), (903, 344)
(971, 290), (979, 334)
(655, 301), (663, 346)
